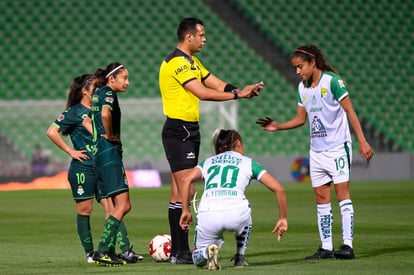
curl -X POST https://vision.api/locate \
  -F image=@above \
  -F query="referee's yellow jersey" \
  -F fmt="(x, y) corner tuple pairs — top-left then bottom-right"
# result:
(159, 48), (210, 122)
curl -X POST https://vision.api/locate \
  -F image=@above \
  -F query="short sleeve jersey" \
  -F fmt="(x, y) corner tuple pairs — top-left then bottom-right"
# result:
(91, 86), (122, 163)
(53, 104), (93, 166)
(159, 48), (210, 122)
(196, 151), (267, 212)
(297, 71), (351, 151)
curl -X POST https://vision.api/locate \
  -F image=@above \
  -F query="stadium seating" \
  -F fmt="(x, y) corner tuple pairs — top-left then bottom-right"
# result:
(0, 0), (412, 165)
(232, 0), (413, 151)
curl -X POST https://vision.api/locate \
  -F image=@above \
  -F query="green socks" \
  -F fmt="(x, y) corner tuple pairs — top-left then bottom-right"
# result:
(76, 214), (93, 254)
(116, 221), (131, 254)
(97, 215), (121, 253)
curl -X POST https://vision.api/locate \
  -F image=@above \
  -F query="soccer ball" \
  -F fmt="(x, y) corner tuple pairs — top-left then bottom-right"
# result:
(149, 234), (172, 262)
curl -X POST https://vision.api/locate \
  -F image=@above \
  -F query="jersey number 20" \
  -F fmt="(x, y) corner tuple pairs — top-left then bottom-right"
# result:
(205, 165), (239, 190)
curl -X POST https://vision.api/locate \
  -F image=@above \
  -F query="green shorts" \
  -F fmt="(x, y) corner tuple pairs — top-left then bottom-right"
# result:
(68, 162), (98, 201)
(96, 164), (129, 198)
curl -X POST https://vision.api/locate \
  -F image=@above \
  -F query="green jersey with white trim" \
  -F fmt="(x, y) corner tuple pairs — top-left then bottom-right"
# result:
(297, 71), (351, 151)
(196, 151), (266, 212)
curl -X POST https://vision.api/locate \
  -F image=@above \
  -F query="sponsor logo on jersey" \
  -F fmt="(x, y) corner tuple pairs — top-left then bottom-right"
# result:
(338, 79), (345, 88)
(175, 64), (189, 75)
(310, 107), (323, 113)
(311, 116), (327, 138)
(211, 154), (242, 165)
(57, 114), (65, 121)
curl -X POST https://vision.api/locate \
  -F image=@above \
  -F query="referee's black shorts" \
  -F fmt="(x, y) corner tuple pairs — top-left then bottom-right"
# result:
(161, 117), (200, 172)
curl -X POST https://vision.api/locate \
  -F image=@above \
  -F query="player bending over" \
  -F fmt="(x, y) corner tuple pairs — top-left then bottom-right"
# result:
(179, 129), (288, 270)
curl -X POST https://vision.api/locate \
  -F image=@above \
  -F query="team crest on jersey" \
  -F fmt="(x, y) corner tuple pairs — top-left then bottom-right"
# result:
(321, 88), (328, 98)
(311, 116), (327, 138)
(77, 185), (84, 195)
(57, 114), (65, 121)
(105, 97), (114, 104)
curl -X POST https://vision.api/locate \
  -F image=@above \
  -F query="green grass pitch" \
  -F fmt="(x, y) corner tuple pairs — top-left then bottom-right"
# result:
(0, 180), (413, 274)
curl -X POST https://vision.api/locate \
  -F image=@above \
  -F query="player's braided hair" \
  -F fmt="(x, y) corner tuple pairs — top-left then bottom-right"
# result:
(293, 45), (338, 75)
(213, 129), (242, 154)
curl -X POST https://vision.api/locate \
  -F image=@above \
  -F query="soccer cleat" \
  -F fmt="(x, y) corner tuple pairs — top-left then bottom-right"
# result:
(175, 251), (193, 264)
(305, 247), (335, 260)
(207, 244), (221, 270)
(93, 251), (124, 266)
(86, 252), (95, 263)
(231, 253), (248, 267)
(334, 244), (355, 259)
(169, 255), (177, 264)
(118, 246), (144, 263)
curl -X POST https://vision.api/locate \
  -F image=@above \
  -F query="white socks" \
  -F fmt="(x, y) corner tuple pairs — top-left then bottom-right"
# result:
(317, 200), (354, 250)
(317, 203), (333, 250)
(339, 199), (354, 248)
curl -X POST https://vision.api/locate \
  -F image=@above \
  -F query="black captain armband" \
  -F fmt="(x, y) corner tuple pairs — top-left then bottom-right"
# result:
(224, 83), (238, 92)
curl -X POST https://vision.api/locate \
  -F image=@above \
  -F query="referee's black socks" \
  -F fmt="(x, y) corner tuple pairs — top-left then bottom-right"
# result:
(174, 202), (191, 256)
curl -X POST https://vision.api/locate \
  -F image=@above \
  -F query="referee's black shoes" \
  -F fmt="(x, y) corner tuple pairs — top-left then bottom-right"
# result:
(175, 251), (193, 264)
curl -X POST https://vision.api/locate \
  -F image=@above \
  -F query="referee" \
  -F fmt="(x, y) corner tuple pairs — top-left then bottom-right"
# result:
(158, 17), (264, 264)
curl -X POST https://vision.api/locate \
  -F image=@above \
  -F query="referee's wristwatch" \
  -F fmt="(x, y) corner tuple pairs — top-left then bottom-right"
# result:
(231, 89), (238, 100)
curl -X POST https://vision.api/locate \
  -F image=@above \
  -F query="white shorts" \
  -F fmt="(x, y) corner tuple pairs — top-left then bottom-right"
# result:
(194, 206), (252, 257)
(309, 142), (352, 187)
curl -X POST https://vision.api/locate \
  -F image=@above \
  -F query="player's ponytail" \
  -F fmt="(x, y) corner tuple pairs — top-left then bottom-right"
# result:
(212, 129), (242, 154)
(94, 62), (124, 88)
(66, 74), (93, 109)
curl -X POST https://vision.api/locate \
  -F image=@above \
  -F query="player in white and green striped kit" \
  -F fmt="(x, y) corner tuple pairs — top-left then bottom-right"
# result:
(257, 45), (373, 260)
(179, 129), (288, 270)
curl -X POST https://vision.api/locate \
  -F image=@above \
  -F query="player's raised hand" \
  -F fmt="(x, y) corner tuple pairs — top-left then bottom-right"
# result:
(256, 116), (279, 131)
